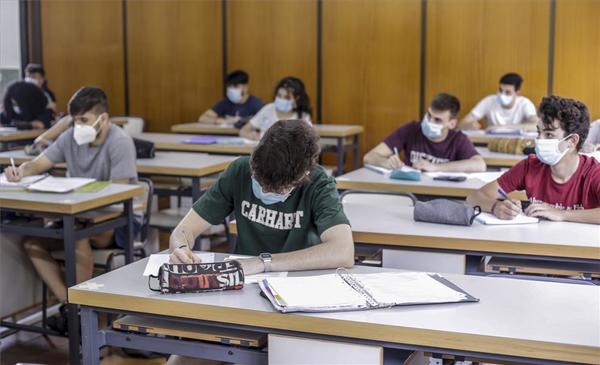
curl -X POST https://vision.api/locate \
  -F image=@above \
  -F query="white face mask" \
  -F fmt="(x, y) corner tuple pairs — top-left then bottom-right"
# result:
(534, 134), (573, 166)
(226, 87), (243, 104)
(497, 92), (514, 107)
(274, 96), (293, 113)
(12, 104), (22, 115)
(24, 77), (40, 87)
(73, 115), (102, 146)
(420, 114), (444, 140)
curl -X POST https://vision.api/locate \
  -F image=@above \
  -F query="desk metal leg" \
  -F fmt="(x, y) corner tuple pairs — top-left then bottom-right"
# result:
(336, 137), (344, 176)
(81, 307), (100, 365)
(353, 135), (360, 170)
(64, 214), (81, 365)
(124, 199), (134, 264)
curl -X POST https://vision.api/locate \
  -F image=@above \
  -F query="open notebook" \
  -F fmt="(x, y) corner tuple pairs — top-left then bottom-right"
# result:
(259, 270), (478, 313)
(27, 176), (96, 193)
(476, 212), (539, 225)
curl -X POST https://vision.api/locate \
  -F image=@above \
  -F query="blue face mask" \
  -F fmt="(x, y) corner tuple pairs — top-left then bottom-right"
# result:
(251, 176), (291, 205)
(420, 114), (444, 140)
(274, 97), (293, 113)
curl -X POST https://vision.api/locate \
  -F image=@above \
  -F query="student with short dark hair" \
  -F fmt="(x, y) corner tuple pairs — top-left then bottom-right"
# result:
(197, 70), (264, 126)
(467, 96), (600, 224)
(460, 72), (538, 130)
(25, 63), (56, 111)
(166, 120), (353, 365)
(4, 86), (139, 332)
(364, 93), (486, 172)
(1, 81), (54, 129)
(239, 76), (312, 140)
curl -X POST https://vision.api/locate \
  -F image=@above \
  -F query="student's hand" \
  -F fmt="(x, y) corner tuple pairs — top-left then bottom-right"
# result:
(169, 245), (202, 264)
(218, 116), (240, 125)
(384, 155), (404, 169)
(412, 159), (437, 172)
(31, 121), (45, 129)
(4, 166), (22, 182)
(525, 203), (565, 221)
(491, 199), (522, 220)
(238, 257), (266, 275)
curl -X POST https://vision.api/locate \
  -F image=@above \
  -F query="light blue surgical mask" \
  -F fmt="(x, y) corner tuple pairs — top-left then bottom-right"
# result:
(420, 114), (444, 140)
(274, 97), (293, 113)
(251, 176), (291, 205)
(12, 104), (22, 115)
(226, 87), (243, 104)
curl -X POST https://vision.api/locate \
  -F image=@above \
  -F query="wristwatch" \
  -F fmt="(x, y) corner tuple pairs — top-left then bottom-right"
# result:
(259, 253), (272, 272)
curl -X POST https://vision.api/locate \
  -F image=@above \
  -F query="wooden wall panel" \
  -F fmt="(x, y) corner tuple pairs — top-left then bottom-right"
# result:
(227, 0), (317, 114)
(40, 0), (125, 115)
(322, 0), (422, 155)
(425, 0), (550, 121)
(127, 0), (223, 132)
(553, 0), (600, 119)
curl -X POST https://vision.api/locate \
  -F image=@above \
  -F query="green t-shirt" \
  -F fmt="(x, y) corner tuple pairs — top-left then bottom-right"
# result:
(193, 156), (349, 255)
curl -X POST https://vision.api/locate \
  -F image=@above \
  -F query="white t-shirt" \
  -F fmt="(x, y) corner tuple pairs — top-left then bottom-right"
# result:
(470, 95), (537, 127)
(585, 120), (600, 146)
(249, 103), (312, 136)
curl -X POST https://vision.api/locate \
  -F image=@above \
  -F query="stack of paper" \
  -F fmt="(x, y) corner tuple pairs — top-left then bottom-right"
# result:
(476, 212), (539, 225)
(0, 174), (46, 188)
(364, 164), (392, 175)
(27, 176), (95, 193)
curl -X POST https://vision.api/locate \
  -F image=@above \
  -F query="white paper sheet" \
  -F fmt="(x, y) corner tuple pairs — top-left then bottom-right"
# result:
(142, 252), (216, 276)
(0, 173), (46, 188)
(245, 272), (288, 284)
(476, 212), (539, 225)
(364, 164), (392, 175)
(27, 176), (95, 193)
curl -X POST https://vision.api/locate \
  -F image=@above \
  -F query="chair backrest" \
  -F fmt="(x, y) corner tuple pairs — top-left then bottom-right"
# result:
(339, 190), (417, 207)
(111, 116), (145, 136)
(136, 177), (154, 242)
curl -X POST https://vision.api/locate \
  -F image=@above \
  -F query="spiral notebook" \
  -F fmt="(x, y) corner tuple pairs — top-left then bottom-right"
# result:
(259, 270), (478, 313)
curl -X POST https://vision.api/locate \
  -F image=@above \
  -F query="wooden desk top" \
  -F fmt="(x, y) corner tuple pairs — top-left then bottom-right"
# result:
(0, 183), (143, 214)
(171, 123), (364, 138)
(140, 133), (256, 155)
(463, 130), (537, 146)
(0, 128), (44, 142)
(476, 147), (525, 167)
(69, 254), (600, 364)
(336, 168), (526, 200)
(0, 150), (237, 177)
(345, 203), (600, 261)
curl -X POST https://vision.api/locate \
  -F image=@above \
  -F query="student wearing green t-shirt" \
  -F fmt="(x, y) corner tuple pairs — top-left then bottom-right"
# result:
(168, 119), (354, 273)
(166, 119), (354, 365)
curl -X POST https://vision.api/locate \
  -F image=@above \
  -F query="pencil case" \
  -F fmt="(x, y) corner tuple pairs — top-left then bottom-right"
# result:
(148, 260), (244, 294)
(390, 168), (422, 181)
(414, 199), (481, 226)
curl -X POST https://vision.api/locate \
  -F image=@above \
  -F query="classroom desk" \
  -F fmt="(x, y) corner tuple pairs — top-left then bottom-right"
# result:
(343, 203), (600, 264)
(0, 128), (44, 151)
(476, 147), (525, 167)
(335, 167), (527, 200)
(70, 253), (600, 365)
(0, 150), (236, 201)
(0, 183), (143, 365)
(463, 130), (536, 147)
(170, 123), (365, 173)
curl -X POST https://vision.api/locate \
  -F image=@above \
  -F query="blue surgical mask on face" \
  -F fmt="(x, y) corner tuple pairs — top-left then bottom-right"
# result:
(226, 87), (243, 104)
(251, 176), (291, 205)
(274, 97), (293, 113)
(420, 114), (444, 140)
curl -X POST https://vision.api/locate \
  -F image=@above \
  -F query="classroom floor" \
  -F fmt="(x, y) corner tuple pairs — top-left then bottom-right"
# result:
(0, 331), (166, 364)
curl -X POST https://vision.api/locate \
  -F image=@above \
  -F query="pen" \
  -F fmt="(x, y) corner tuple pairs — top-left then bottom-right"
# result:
(10, 157), (17, 178)
(497, 187), (520, 209)
(393, 147), (399, 158)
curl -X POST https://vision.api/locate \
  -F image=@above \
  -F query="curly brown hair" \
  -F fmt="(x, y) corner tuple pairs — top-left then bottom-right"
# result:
(250, 120), (320, 193)
(539, 95), (590, 150)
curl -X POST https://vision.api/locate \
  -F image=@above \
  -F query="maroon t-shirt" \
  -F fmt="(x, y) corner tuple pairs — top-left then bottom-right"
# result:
(383, 121), (479, 166)
(498, 154), (600, 210)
